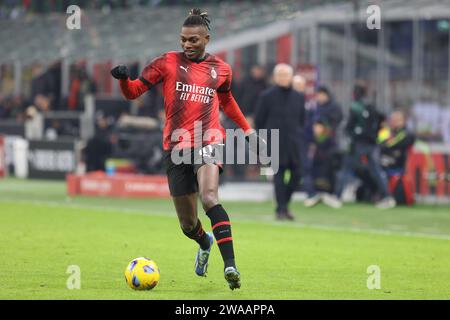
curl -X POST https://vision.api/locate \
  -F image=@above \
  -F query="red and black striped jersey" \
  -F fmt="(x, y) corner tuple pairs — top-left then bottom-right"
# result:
(139, 51), (235, 151)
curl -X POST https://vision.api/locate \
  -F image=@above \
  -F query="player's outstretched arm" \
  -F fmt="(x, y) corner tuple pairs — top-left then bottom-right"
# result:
(111, 65), (148, 100)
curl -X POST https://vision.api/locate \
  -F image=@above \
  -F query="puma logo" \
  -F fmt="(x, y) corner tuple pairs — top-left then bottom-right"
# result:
(179, 66), (189, 73)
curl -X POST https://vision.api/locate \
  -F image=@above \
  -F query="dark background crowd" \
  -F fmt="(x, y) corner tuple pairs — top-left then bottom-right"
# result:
(0, 0), (422, 211)
(0, 58), (416, 214)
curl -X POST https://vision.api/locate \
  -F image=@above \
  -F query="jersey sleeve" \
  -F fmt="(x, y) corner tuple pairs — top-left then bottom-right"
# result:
(139, 53), (167, 88)
(217, 64), (232, 93)
(119, 78), (149, 100)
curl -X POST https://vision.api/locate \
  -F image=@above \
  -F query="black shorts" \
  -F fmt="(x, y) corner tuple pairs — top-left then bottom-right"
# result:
(164, 144), (224, 197)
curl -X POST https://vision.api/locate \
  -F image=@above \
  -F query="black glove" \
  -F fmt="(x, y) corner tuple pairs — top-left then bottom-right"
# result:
(245, 130), (267, 156)
(110, 65), (130, 80)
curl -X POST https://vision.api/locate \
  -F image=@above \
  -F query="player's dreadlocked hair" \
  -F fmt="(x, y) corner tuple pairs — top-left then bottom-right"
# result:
(183, 8), (211, 31)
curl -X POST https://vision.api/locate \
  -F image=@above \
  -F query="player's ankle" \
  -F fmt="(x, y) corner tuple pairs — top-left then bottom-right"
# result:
(224, 259), (236, 270)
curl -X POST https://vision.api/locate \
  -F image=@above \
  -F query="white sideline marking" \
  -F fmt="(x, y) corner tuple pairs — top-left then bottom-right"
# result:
(1, 198), (450, 241)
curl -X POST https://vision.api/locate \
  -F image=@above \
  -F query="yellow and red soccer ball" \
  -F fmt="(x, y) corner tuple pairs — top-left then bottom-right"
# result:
(124, 257), (160, 290)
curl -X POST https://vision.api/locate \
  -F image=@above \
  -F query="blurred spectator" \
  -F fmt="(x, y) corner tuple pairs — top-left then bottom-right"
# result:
(34, 94), (52, 113)
(11, 95), (26, 122)
(28, 63), (62, 111)
(292, 73), (308, 192)
(334, 83), (396, 209)
(379, 111), (416, 205)
(0, 94), (4, 118)
(46, 62), (62, 110)
(292, 75), (306, 94)
(0, 94), (27, 122)
(31, 65), (51, 103)
(223, 65), (266, 180)
(24, 94), (53, 140)
(25, 106), (43, 140)
(0, 95), (12, 119)
(83, 115), (114, 172)
(238, 65), (267, 126)
(254, 63), (305, 221)
(132, 95), (153, 118)
(68, 67), (97, 111)
(303, 86), (343, 208)
(133, 85), (164, 120)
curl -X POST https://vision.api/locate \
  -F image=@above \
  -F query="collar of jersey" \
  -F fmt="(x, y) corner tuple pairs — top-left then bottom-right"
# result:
(182, 52), (210, 64)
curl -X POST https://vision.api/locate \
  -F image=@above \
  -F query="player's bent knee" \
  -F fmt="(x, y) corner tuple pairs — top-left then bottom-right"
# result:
(200, 190), (219, 211)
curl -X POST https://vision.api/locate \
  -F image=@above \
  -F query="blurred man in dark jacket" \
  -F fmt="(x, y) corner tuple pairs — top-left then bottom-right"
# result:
(239, 65), (267, 123)
(334, 83), (396, 209)
(254, 64), (305, 220)
(84, 115), (114, 172)
(303, 86), (343, 208)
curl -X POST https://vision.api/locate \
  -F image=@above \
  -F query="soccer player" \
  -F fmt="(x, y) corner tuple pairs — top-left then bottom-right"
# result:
(111, 8), (265, 290)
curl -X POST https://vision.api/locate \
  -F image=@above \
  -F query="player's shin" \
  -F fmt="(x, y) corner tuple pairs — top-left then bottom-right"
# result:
(206, 204), (236, 269)
(182, 219), (211, 250)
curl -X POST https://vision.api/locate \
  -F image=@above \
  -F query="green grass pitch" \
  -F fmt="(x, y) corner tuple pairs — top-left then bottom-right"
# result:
(0, 178), (449, 299)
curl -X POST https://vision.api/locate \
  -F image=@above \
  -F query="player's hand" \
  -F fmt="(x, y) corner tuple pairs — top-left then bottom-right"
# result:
(111, 65), (130, 80)
(245, 130), (267, 156)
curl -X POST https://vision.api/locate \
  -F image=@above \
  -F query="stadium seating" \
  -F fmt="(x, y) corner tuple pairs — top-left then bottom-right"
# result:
(0, 0), (341, 65)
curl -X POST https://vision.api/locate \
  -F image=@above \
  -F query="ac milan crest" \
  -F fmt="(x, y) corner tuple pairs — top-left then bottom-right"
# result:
(211, 67), (217, 79)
